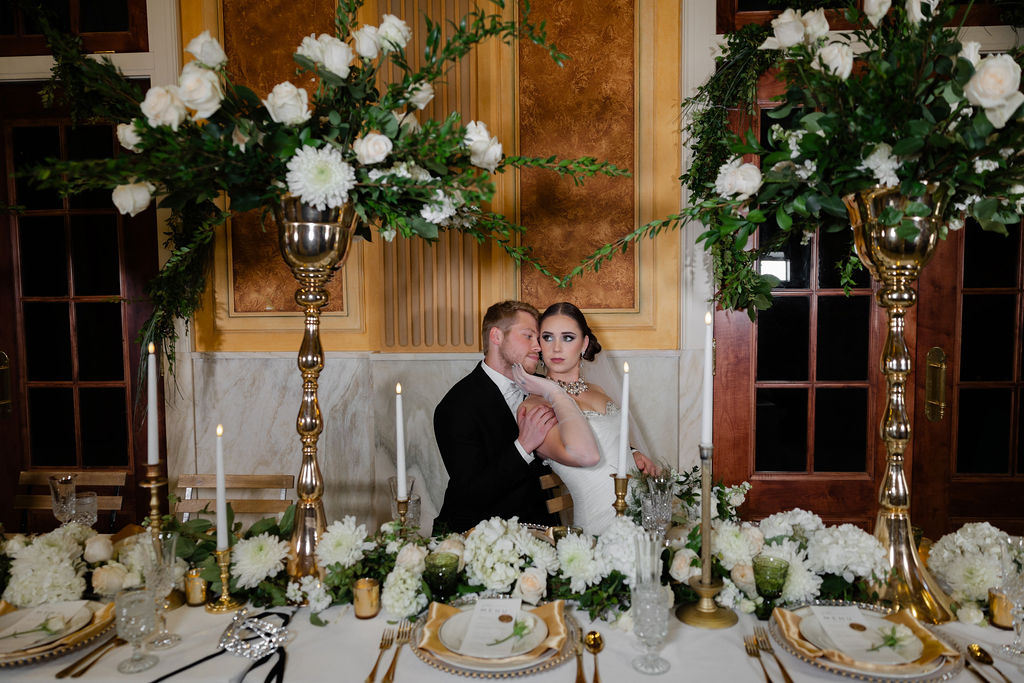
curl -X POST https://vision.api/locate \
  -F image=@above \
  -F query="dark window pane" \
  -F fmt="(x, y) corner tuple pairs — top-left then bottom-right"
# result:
(957, 388), (1012, 473)
(76, 303), (124, 381)
(814, 388), (867, 471)
(80, 387), (128, 466)
(19, 215), (67, 296)
(737, 0), (773, 11)
(757, 297), (809, 381)
(79, 0), (129, 32)
(28, 387), (75, 466)
(816, 295), (870, 381)
(24, 1), (70, 33)
(963, 218), (1019, 289)
(819, 228), (870, 289)
(12, 126), (61, 208)
(758, 222), (811, 290)
(71, 214), (120, 295)
(756, 388), (808, 471)
(960, 294), (1016, 381)
(67, 124), (114, 209)
(0, 3), (15, 34)
(23, 302), (71, 381)
(1018, 390), (1023, 476)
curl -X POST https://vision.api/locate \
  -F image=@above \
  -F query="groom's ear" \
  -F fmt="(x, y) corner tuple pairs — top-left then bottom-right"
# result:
(488, 326), (504, 348)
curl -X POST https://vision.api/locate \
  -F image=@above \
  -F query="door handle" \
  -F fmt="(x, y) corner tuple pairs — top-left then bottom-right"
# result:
(924, 346), (946, 422)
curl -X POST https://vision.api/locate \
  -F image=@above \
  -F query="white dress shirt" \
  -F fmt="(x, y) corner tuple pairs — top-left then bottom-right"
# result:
(480, 361), (534, 464)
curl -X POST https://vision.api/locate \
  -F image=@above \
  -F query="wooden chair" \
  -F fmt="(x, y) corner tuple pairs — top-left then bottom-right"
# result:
(15, 470), (127, 530)
(540, 472), (573, 526)
(174, 474), (294, 521)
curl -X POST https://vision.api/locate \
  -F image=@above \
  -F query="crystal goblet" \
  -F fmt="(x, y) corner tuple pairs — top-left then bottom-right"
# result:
(423, 551), (460, 603)
(631, 532), (670, 675)
(115, 588), (158, 673)
(48, 474), (76, 526)
(70, 491), (98, 527)
(141, 531), (181, 649)
(753, 554), (789, 620)
(1000, 536), (1024, 659)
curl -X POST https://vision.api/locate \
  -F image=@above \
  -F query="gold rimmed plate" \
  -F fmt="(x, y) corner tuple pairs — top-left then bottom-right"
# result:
(0, 601), (115, 668)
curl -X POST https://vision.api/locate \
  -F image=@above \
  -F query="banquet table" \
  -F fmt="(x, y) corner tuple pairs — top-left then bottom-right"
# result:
(7, 601), (1024, 682)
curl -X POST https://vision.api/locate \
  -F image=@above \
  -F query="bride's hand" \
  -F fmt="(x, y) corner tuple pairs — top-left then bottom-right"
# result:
(511, 363), (562, 401)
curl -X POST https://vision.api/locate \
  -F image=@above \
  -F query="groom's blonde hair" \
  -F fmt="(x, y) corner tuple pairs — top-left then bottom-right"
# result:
(481, 300), (539, 354)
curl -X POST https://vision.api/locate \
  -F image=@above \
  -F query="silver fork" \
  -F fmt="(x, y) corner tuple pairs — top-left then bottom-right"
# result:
(744, 635), (775, 683)
(754, 625), (793, 683)
(365, 628), (394, 683)
(381, 622), (412, 683)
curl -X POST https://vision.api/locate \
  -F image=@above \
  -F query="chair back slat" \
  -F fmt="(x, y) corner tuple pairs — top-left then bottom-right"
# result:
(175, 474), (294, 521)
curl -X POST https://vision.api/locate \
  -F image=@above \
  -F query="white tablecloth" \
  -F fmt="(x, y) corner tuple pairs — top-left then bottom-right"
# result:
(6, 602), (1024, 682)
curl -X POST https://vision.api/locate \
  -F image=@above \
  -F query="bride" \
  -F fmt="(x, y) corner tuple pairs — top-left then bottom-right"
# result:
(513, 302), (657, 536)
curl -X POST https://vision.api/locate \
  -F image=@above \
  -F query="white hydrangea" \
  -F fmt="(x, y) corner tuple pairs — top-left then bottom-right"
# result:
(928, 522), (1008, 602)
(595, 517), (645, 585)
(463, 517), (533, 592)
(288, 575), (331, 615)
(973, 158), (1000, 173)
(231, 533), (290, 589)
(2, 526), (90, 607)
(420, 189), (458, 224)
(805, 524), (889, 583)
(317, 516), (374, 568)
(857, 142), (900, 187)
(381, 565), (427, 618)
(712, 521), (759, 571)
(758, 508), (824, 543)
(556, 534), (603, 593)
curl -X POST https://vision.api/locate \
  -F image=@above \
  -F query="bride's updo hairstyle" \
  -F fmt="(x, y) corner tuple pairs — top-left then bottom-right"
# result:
(540, 302), (602, 361)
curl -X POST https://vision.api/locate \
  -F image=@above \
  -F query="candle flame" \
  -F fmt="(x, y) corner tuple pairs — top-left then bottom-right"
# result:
(216, 424), (223, 437)
(148, 342), (155, 353)
(705, 311), (712, 325)
(623, 361), (629, 373)
(396, 382), (402, 394)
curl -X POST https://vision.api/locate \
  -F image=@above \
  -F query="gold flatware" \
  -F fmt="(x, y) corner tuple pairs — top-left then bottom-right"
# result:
(574, 632), (586, 683)
(365, 628), (394, 683)
(754, 625), (793, 683)
(744, 635), (774, 683)
(583, 631), (603, 683)
(62, 637), (126, 678)
(968, 643), (1013, 683)
(381, 621), (412, 683)
(963, 659), (990, 683)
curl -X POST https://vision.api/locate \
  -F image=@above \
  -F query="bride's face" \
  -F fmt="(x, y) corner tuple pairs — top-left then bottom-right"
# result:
(539, 314), (588, 378)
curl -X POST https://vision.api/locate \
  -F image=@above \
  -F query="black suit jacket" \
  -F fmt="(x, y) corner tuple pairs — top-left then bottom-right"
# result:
(432, 362), (554, 534)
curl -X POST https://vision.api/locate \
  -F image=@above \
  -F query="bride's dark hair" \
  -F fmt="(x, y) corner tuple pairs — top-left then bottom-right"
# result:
(540, 302), (602, 361)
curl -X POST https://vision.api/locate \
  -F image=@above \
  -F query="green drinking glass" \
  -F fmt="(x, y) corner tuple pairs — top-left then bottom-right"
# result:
(752, 554), (789, 620)
(423, 551), (460, 603)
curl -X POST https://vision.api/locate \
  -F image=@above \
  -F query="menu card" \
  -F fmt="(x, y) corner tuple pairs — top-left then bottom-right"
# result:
(458, 598), (522, 657)
(809, 605), (873, 654)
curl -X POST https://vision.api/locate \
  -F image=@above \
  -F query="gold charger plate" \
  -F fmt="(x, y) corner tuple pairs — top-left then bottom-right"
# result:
(768, 600), (965, 682)
(0, 602), (115, 669)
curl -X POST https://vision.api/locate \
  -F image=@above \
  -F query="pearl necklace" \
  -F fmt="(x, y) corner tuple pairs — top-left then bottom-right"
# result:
(554, 375), (589, 396)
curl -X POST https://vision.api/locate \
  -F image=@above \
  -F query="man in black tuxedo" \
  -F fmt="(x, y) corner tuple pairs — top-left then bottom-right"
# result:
(432, 301), (558, 534)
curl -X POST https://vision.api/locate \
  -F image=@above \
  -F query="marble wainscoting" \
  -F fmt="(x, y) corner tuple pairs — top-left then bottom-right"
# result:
(164, 351), (693, 534)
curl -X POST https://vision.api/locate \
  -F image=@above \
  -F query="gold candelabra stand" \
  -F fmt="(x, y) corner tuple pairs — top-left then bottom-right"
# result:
(275, 196), (358, 580)
(611, 473), (630, 516)
(205, 548), (244, 613)
(140, 463), (166, 534)
(846, 184), (953, 624)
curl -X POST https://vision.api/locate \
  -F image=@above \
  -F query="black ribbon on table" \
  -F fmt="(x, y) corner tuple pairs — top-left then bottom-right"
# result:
(146, 609), (294, 683)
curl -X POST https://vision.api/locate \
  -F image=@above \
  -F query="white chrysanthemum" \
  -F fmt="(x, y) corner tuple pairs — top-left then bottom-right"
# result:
(231, 533), (289, 589)
(381, 565), (428, 618)
(2, 527), (89, 607)
(936, 555), (1002, 602)
(557, 534), (603, 593)
(760, 539), (822, 604)
(285, 145), (356, 211)
(857, 142), (900, 187)
(595, 516), (645, 585)
(806, 524), (889, 583)
(758, 508), (824, 543)
(317, 516), (374, 568)
(928, 522), (1008, 599)
(712, 520), (758, 570)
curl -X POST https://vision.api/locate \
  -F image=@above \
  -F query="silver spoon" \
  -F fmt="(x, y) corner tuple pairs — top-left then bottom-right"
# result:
(968, 643), (1013, 683)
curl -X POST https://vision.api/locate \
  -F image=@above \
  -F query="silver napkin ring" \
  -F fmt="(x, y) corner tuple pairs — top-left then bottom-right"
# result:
(219, 609), (289, 660)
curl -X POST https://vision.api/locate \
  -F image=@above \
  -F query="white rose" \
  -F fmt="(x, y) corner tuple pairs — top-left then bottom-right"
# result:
(91, 564), (128, 596)
(394, 110), (421, 134)
(378, 14), (412, 52)
(296, 34), (324, 63)
(731, 564), (757, 596)
(772, 9), (805, 49)
(83, 535), (114, 564)
(863, 0), (891, 26)
(353, 133), (393, 165)
(905, 0), (936, 25)
(669, 548), (700, 583)
(395, 543), (427, 574)
(464, 120), (502, 172)
(408, 82), (434, 110)
(715, 158), (762, 200)
(959, 41), (982, 68)
(815, 42), (854, 81)
(140, 85), (186, 131)
(985, 91), (1024, 128)
(112, 181), (155, 217)
(353, 25), (379, 59)
(262, 82), (311, 125)
(511, 567), (547, 604)
(116, 121), (141, 152)
(956, 602), (986, 625)
(185, 30), (227, 68)
(965, 54), (1024, 128)
(317, 34), (353, 78)
(801, 9), (829, 43)
(178, 62), (223, 120)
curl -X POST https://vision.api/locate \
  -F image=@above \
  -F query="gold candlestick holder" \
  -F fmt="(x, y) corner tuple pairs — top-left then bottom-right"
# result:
(396, 497), (409, 528)
(139, 463), (166, 534)
(678, 443), (737, 629)
(205, 548), (244, 613)
(610, 473), (631, 516)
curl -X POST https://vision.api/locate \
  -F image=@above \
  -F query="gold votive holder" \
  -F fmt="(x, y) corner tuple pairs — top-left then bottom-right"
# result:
(185, 568), (208, 607)
(611, 473), (631, 516)
(353, 577), (380, 619)
(549, 526), (583, 543)
(205, 548), (244, 613)
(990, 589), (1014, 629)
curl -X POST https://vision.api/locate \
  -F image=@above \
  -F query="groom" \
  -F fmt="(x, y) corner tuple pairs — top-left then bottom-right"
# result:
(432, 300), (558, 534)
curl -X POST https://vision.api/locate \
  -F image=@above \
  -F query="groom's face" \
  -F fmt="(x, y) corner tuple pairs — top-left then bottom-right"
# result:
(497, 311), (541, 375)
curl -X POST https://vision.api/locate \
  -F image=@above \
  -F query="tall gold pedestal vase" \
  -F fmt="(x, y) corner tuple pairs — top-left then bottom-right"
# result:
(274, 196), (358, 579)
(844, 184), (954, 624)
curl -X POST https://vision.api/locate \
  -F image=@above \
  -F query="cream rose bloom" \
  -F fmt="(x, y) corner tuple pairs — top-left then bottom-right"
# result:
(905, 0), (937, 25)
(669, 548), (700, 583)
(965, 54), (1024, 129)
(178, 62), (223, 120)
(353, 133), (393, 165)
(116, 122), (141, 152)
(815, 42), (854, 81)
(464, 120), (502, 172)
(378, 14), (412, 52)
(408, 82), (434, 110)
(512, 567), (547, 604)
(317, 34), (354, 78)
(772, 9), (805, 49)
(730, 564), (756, 597)
(395, 543), (428, 574)
(185, 30), (227, 68)
(353, 26), (379, 59)
(863, 0), (891, 26)
(715, 158), (763, 201)
(262, 82), (311, 125)
(112, 181), (155, 217)
(801, 9), (829, 43)
(959, 41), (981, 68)
(83, 535), (114, 564)
(140, 85), (186, 131)
(91, 564), (129, 596)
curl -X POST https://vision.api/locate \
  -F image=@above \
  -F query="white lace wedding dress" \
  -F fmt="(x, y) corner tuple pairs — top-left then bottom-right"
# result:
(548, 401), (622, 537)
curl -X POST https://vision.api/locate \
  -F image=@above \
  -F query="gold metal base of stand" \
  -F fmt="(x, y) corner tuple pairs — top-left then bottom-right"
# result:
(874, 512), (953, 624)
(611, 474), (630, 516)
(677, 576), (738, 629)
(205, 548), (245, 613)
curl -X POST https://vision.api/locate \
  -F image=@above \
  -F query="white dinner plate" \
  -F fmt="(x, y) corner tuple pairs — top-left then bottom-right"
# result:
(439, 609), (548, 659)
(800, 611), (924, 665)
(0, 602), (93, 655)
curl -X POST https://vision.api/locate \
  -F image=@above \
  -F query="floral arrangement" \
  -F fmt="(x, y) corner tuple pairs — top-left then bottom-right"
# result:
(925, 521), (1009, 625)
(626, 465), (751, 529)
(1, 524), (94, 607)
(30, 0), (627, 363)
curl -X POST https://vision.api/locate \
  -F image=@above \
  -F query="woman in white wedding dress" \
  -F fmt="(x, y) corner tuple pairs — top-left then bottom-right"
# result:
(513, 302), (657, 536)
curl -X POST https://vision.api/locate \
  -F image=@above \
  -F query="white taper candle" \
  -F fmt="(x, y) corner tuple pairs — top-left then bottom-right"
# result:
(147, 343), (158, 465)
(617, 362), (630, 477)
(701, 311), (714, 446)
(395, 383), (407, 500)
(215, 424), (227, 550)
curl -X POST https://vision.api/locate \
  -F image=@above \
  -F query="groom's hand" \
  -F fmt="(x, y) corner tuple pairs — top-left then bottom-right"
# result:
(516, 404), (556, 453)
